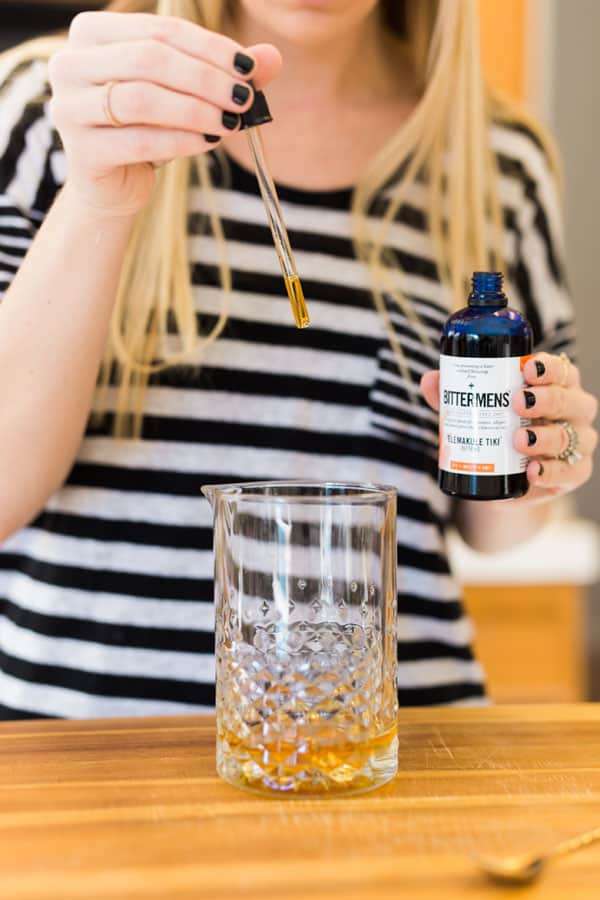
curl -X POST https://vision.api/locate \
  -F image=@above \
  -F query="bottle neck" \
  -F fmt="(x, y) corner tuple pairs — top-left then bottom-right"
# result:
(468, 290), (507, 308)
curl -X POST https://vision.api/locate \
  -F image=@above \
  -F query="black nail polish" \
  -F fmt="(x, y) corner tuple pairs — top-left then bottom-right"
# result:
(222, 111), (240, 130)
(232, 83), (251, 105)
(538, 462), (545, 477)
(524, 390), (536, 409)
(204, 134), (220, 143)
(534, 360), (546, 378)
(234, 52), (255, 75)
(526, 429), (537, 446)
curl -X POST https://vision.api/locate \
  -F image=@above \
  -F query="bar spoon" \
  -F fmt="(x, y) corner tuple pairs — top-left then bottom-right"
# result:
(476, 825), (600, 885)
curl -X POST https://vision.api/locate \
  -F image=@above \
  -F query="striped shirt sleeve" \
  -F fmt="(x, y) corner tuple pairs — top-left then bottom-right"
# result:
(494, 122), (577, 360)
(0, 59), (63, 300)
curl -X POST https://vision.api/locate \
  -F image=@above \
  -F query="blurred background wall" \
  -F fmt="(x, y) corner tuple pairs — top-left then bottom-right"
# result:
(0, 0), (598, 700)
(552, 0), (600, 697)
(479, 0), (600, 698)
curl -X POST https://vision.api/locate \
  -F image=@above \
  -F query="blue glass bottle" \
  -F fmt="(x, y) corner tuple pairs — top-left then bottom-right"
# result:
(439, 272), (533, 500)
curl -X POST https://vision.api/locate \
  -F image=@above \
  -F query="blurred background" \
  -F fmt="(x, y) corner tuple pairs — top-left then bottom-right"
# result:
(1, 0), (598, 702)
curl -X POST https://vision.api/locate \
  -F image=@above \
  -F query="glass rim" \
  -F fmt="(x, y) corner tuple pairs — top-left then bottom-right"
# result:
(201, 479), (397, 505)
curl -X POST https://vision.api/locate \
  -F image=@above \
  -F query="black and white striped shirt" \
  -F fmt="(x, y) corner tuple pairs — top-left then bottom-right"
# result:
(0, 60), (575, 719)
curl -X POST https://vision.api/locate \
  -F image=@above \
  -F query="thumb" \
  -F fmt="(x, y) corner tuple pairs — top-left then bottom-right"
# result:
(420, 370), (440, 411)
(246, 43), (283, 90)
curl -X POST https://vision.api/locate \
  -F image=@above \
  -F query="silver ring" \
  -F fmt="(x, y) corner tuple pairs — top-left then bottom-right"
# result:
(557, 420), (581, 465)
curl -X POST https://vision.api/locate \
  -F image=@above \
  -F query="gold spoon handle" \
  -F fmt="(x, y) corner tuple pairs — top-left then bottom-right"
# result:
(552, 826), (600, 859)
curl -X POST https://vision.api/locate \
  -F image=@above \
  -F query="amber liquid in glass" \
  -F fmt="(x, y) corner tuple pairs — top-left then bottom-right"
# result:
(218, 722), (398, 796)
(217, 620), (398, 796)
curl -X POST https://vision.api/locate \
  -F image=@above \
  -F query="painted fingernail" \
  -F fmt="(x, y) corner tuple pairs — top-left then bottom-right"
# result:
(526, 429), (537, 446)
(222, 111), (240, 130)
(535, 360), (546, 378)
(234, 52), (255, 75)
(524, 390), (536, 409)
(537, 462), (545, 477)
(232, 83), (251, 105)
(204, 134), (220, 143)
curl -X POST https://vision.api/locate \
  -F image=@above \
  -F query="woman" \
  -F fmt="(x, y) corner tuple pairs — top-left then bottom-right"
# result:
(0, 0), (596, 719)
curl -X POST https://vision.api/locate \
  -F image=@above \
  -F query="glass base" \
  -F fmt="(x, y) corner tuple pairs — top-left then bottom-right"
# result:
(217, 725), (398, 797)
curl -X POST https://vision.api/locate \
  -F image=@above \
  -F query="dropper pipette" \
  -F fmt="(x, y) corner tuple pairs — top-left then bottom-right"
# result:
(240, 88), (310, 329)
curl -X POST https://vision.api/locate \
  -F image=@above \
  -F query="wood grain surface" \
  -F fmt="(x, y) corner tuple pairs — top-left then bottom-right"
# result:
(1, 705), (600, 899)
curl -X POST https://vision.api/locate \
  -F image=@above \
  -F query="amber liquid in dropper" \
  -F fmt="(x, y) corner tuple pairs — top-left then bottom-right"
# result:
(285, 274), (310, 329)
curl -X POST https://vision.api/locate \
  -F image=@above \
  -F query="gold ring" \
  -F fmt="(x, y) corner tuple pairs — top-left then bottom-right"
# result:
(103, 80), (123, 128)
(559, 352), (571, 388)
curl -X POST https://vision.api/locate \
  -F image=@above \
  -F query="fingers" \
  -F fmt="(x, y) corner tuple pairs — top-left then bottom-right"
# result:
(53, 81), (242, 137)
(245, 43), (284, 89)
(53, 42), (255, 113)
(69, 11), (257, 79)
(49, 15), (284, 159)
(522, 351), (580, 389)
(527, 455), (593, 490)
(105, 82), (241, 135)
(76, 125), (217, 167)
(513, 384), (598, 424)
(46, 12), (277, 212)
(515, 423), (598, 458)
(47, 10), (284, 196)
(420, 370), (440, 411)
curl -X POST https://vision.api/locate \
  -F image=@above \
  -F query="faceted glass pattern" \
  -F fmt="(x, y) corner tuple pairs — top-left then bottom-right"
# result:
(203, 482), (399, 796)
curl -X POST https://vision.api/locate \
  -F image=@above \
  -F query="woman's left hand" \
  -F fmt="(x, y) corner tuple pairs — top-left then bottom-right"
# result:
(421, 352), (598, 503)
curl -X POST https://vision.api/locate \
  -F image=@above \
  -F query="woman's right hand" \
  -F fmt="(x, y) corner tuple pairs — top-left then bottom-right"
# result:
(48, 11), (282, 217)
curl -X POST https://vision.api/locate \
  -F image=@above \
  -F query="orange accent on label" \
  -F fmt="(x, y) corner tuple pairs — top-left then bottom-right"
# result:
(520, 354), (534, 371)
(450, 461), (495, 473)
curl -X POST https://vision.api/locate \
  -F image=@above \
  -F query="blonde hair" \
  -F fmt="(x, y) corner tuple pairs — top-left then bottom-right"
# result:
(1, 0), (559, 436)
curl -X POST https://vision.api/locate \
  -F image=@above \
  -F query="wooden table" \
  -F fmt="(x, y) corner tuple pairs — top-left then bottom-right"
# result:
(1, 705), (600, 899)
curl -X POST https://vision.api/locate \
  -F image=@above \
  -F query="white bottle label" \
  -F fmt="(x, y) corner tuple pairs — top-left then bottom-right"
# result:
(439, 354), (530, 477)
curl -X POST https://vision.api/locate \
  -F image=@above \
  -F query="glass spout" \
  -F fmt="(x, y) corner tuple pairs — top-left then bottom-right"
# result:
(201, 485), (219, 510)
(201, 483), (246, 509)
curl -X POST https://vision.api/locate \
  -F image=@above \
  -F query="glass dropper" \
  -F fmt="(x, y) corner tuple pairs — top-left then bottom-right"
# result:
(240, 88), (310, 329)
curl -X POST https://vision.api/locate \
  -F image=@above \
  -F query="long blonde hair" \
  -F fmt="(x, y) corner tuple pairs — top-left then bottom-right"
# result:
(1, 0), (558, 436)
